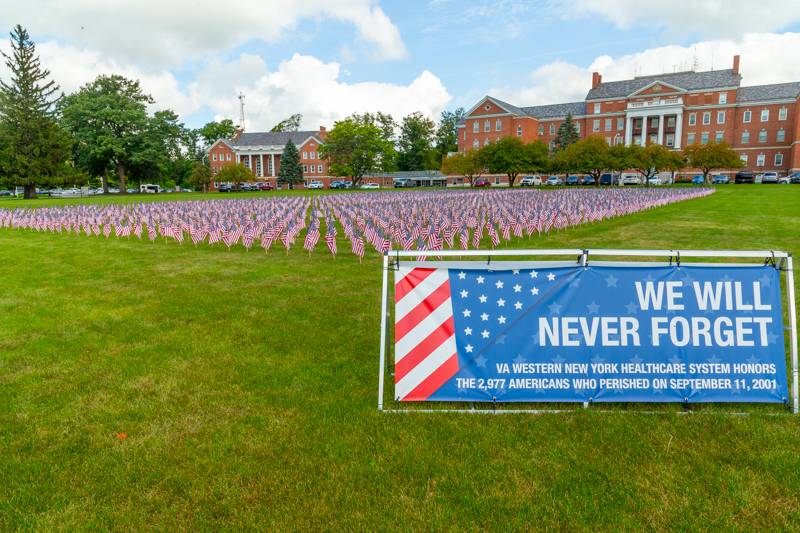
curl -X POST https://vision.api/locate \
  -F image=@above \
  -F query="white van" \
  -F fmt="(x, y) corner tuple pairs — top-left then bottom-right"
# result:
(140, 184), (162, 194)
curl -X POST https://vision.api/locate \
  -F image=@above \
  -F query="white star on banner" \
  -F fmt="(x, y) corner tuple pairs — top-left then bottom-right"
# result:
(530, 287), (539, 296)
(513, 354), (526, 364)
(475, 354), (488, 367)
(463, 309), (471, 317)
(587, 301), (600, 314)
(547, 273), (556, 281)
(514, 301), (522, 310)
(548, 301), (562, 315)
(460, 290), (469, 298)
(479, 295), (487, 303)
(512, 269), (520, 275)
(481, 330), (490, 338)
(464, 327), (473, 336)
(481, 312), (489, 321)
(513, 284), (522, 293)
(530, 270), (538, 279)
(465, 344), (474, 353)
(495, 280), (504, 289)
(605, 274), (618, 287)
(625, 301), (638, 314)
(477, 276), (485, 284)
(498, 315), (507, 324)
(497, 298), (506, 307)
(458, 271), (466, 280)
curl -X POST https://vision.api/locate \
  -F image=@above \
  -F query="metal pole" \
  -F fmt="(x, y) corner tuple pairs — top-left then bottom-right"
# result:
(377, 253), (390, 410)
(785, 255), (799, 414)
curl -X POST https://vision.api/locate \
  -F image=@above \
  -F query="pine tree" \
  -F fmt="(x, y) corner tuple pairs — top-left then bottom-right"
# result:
(0, 25), (71, 198)
(278, 139), (303, 189)
(553, 113), (580, 153)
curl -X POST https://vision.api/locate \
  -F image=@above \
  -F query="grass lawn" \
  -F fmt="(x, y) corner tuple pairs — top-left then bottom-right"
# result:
(1, 186), (799, 530)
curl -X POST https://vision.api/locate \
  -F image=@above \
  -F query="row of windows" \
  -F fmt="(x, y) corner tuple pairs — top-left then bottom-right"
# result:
(741, 129), (787, 144)
(742, 107), (789, 123)
(212, 153), (232, 161)
(473, 119), (505, 133)
(302, 151), (317, 159)
(688, 111), (726, 126)
(740, 153), (784, 166)
(303, 164), (325, 173)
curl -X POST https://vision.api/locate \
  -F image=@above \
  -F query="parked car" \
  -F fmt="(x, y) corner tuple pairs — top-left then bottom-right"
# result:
(545, 175), (562, 186)
(519, 175), (541, 186)
(648, 176), (662, 186)
(711, 174), (729, 184)
(788, 173), (800, 184)
(691, 175), (705, 185)
(393, 178), (416, 188)
(619, 175), (641, 186)
(0, 190), (11, 196)
(140, 183), (162, 194)
(360, 182), (380, 189)
(306, 180), (324, 190)
(217, 183), (231, 192)
(760, 171), (779, 184)
(259, 182), (274, 191)
(599, 173), (614, 186)
(566, 175), (580, 186)
(581, 176), (596, 186)
(473, 178), (491, 188)
(734, 170), (755, 184)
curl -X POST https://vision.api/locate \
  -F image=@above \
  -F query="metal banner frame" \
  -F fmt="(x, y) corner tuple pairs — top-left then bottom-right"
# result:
(377, 249), (798, 414)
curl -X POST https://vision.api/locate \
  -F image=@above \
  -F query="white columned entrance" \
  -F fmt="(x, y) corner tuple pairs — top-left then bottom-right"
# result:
(674, 113), (683, 150)
(260, 154), (265, 177)
(657, 113), (665, 145)
(271, 154), (276, 177)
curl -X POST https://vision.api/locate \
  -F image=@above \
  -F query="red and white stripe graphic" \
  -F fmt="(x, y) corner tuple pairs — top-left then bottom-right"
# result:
(394, 266), (459, 401)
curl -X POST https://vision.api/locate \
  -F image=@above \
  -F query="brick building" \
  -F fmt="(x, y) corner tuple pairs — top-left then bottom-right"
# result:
(458, 55), (800, 177)
(208, 128), (329, 189)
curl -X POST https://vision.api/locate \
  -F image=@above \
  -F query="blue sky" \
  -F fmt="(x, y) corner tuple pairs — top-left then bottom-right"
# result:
(2, 1), (800, 129)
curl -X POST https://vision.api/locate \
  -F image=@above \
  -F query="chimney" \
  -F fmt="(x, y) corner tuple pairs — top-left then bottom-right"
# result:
(232, 127), (243, 141)
(732, 55), (740, 75)
(591, 72), (602, 89)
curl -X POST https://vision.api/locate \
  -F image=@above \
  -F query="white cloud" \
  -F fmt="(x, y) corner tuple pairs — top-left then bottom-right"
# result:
(490, 32), (800, 107)
(566, 0), (800, 38)
(194, 53), (451, 130)
(1, 0), (406, 66)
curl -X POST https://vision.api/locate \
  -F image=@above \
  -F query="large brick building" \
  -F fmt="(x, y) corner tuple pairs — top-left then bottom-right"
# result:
(208, 128), (329, 188)
(458, 55), (800, 176)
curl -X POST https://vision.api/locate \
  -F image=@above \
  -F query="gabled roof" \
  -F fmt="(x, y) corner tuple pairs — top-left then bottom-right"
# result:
(586, 69), (742, 100)
(231, 131), (321, 148)
(737, 82), (800, 102)
(465, 95), (526, 117)
(521, 101), (586, 119)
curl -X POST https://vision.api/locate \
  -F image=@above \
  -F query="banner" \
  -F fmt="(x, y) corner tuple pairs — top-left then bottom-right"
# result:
(393, 263), (788, 403)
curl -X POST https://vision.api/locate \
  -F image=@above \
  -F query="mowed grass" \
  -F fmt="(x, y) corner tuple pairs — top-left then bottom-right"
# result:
(1, 186), (799, 530)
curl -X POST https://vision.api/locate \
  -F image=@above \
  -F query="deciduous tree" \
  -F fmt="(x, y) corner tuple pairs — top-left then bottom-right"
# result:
(482, 137), (548, 187)
(318, 113), (396, 187)
(397, 111), (436, 171)
(440, 149), (486, 187)
(434, 107), (466, 165)
(270, 113), (302, 132)
(683, 142), (742, 183)
(216, 163), (251, 186)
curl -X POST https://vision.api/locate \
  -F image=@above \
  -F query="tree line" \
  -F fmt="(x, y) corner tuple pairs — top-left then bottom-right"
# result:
(441, 113), (743, 187)
(0, 25), (467, 197)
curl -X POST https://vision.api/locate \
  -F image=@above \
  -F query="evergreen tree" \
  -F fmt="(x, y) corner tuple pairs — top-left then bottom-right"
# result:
(278, 139), (303, 189)
(553, 113), (580, 152)
(0, 25), (72, 198)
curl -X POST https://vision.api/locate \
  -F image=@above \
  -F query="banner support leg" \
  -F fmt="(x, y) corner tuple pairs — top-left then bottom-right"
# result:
(378, 253), (390, 410)
(785, 255), (799, 414)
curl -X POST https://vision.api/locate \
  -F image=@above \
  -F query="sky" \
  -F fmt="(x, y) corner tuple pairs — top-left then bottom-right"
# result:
(1, 0), (800, 131)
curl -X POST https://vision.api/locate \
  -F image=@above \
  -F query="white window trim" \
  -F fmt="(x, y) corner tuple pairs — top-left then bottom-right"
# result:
(702, 112), (711, 125)
(717, 111), (725, 124)
(743, 110), (751, 123)
(778, 107), (788, 120)
(688, 113), (697, 126)
(775, 153), (783, 166)
(472, 122), (479, 133)
(777, 129), (786, 142)
(756, 154), (766, 167)
(495, 119), (502, 131)
(760, 109), (769, 122)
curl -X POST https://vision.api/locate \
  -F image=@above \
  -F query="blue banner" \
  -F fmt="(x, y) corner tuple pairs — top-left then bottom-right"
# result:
(393, 264), (787, 403)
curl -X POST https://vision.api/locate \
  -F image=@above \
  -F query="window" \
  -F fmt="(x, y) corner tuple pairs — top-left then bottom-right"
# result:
(318, 164), (323, 173)
(310, 151), (316, 159)
(472, 139), (479, 149)
(687, 133), (696, 145)
(717, 111), (725, 124)
(243, 157), (250, 169)
(758, 130), (767, 143)
(592, 119), (600, 132)
(495, 119), (502, 131)
(665, 133), (674, 147)
(700, 132), (709, 144)
(614, 134), (622, 145)
(604, 118), (612, 131)
(516, 125), (522, 136)
(473, 121), (479, 133)
(549, 141), (556, 152)
(483, 120), (490, 132)
(226, 153), (231, 161)
(537, 124), (544, 135)
(743, 110), (751, 123)
(617, 117), (624, 130)
(651, 117), (659, 128)
(575, 122), (580, 133)
(593, 103), (601, 114)
(667, 116), (675, 127)
(715, 131), (724, 143)
(777, 129), (785, 142)
(688, 113), (697, 126)
(740, 154), (748, 164)
(549, 124), (555, 135)
(702, 112), (711, 125)
(775, 153), (784, 166)
(212, 153), (217, 161)
(302, 165), (307, 172)
(756, 153), (765, 167)
(462, 131), (466, 140)
(484, 138), (490, 146)
(741, 131), (750, 143)
(255, 158), (262, 176)
(760, 109), (769, 122)
(605, 137), (612, 146)
(719, 92), (727, 104)
(779, 107), (788, 120)
(303, 152), (307, 159)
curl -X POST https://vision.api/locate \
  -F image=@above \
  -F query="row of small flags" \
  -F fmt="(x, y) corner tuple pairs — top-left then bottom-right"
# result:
(0, 188), (712, 259)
